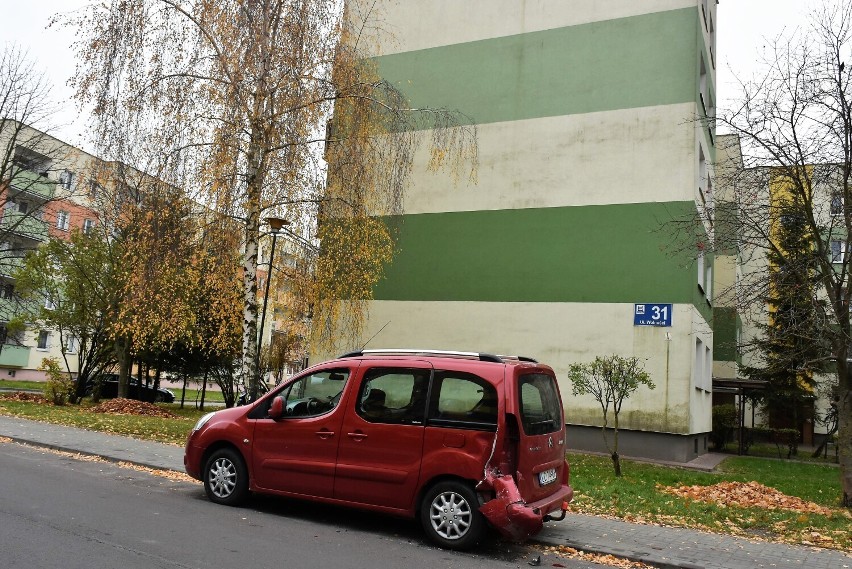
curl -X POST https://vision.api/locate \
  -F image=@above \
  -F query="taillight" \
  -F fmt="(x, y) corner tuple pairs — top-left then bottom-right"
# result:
(562, 460), (570, 485)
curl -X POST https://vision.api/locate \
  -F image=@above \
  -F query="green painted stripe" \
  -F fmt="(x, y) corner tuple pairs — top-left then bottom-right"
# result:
(713, 306), (739, 362)
(375, 202), (710, 314)
(374, 8), (699, 126)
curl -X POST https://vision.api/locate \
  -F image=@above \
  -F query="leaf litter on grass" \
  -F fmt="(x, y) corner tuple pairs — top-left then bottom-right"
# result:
(658, 480), (852, 550)
(90, 398), (177, 418)
(0, 392), (49, 404)
(659, 481), (834, 516)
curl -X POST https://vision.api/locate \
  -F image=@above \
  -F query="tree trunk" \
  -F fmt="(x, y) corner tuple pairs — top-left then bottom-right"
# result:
(835, 355), (851, 508)
(200, 368), (208, 412)
(240, 135), (263, 402)
(74, 374), (88, 404)
(612, 413), (622, 477)
(116, 338), (130, 398)
(839, 384), (851, 507)
(611, 452), (622, 477)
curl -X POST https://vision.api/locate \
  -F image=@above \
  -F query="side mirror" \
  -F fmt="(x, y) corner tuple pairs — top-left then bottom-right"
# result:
(268, 396), (286, 421)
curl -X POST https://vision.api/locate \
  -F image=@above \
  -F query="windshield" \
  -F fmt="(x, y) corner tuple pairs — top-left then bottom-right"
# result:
(518, 373), (563, 435)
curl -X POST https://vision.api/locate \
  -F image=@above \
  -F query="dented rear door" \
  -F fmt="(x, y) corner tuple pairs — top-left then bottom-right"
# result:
(511, 370), (567, 504)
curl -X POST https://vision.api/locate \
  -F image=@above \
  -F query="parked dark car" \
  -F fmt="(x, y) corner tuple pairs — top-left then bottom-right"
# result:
(86, 374), (175, 403)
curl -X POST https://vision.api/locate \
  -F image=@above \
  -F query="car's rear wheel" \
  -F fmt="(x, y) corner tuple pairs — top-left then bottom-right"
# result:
(203, 448), (248, 506)
(420, 481), (485, 550)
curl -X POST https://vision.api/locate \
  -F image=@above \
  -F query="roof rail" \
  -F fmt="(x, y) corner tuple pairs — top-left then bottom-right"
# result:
(337, 349), (536, 364)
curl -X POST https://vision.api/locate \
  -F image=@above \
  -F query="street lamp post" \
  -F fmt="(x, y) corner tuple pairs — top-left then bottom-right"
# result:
(253, 216), (289, 401)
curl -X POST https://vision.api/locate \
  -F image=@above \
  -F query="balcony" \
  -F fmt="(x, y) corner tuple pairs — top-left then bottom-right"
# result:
(0, 210), (48, 243)
(0, 344), (30, 368)
(6, 168), (55, 202)
(0, 255), (26, 280)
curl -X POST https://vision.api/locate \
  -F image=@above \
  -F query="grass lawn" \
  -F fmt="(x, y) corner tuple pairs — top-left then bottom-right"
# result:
(171, 388), (226, 404)
(0, 380), (50, 391)
(568, 453), (851, 551)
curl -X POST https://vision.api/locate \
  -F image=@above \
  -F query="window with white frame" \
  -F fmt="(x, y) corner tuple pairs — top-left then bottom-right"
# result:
(706, 1), (716, 69)
(694, 338), (703, 390)
(56, 210), (70, 231)
(698, 146), (708, 205)
(694, 337), (711, 391)
(705, 265), (713, 302)
(697, 250), (706, 291)
(83, 218), (95, 234)
(59, 170), (75, 190)
(63, 334), (79, 353)
(705, 345), (712, 392)
(89, 180), (101, 200)
(831, 191), (844, 216)
(37, 330), (49, 350)
(831, 239), (846, 263)
(44, 295), (56, 310)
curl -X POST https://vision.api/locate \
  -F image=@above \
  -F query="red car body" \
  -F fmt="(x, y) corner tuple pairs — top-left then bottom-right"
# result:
(185, 350), (573, 549)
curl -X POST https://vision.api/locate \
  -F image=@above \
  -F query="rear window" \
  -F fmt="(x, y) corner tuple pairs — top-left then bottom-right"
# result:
(518, 373), (562, 435)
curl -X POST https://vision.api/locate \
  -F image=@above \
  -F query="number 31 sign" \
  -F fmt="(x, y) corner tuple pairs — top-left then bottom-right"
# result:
(634, 303), (672, 327)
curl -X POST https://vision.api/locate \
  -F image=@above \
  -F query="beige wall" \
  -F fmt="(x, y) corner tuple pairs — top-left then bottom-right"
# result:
(323, 299), (711, 434)
(402, 103), (699, 215)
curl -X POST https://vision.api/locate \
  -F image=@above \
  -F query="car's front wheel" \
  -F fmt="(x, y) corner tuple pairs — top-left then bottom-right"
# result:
(420, 481), (485, 550)
(203, 448), (248, 506)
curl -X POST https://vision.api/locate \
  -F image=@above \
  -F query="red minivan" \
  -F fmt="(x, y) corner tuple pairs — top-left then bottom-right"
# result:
(184, 349), (573, 549)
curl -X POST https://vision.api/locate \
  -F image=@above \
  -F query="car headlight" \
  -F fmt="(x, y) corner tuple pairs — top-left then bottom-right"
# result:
(192, 411), (216, 432)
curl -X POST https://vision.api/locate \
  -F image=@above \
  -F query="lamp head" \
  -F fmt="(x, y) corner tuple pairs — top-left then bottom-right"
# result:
(265, 217), (289, 232)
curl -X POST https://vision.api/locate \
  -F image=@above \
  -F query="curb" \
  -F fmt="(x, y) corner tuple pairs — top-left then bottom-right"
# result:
(531, 533), (704, 569)
(3, 435), (183, 474)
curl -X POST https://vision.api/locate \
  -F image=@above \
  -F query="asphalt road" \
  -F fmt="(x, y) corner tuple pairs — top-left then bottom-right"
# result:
(0, 443), (603, 569)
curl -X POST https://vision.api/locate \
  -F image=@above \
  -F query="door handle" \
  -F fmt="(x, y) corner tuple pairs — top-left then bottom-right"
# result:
(315, 430), (335, 439)
(347, 432), (368, 441)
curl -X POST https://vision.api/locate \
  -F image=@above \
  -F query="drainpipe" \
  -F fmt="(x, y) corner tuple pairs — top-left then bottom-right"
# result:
(664, 332), (671, 430)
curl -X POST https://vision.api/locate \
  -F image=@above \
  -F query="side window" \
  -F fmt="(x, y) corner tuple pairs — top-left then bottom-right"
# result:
(260, 369), (350, 419)
(427, 371), (497, 431)
(357, 368), (430, 424)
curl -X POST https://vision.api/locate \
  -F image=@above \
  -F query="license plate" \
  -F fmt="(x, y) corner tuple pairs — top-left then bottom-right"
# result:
(538, 468), (557, 486)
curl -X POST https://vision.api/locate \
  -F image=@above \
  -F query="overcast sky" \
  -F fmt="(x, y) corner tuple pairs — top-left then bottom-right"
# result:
(0, 0), (822, 151)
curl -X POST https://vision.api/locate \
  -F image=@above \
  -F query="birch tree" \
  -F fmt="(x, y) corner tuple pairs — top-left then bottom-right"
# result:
(68, 0), (477, 400)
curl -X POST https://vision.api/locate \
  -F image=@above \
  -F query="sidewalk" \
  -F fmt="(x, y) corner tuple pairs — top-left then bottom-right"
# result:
(1, 415), (849, 569)
(0, 414), (185, 471)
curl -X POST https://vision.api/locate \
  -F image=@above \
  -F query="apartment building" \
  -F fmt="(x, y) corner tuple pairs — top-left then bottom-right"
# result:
(333, 0), (719, 461)
(0, 122), (100, 381)
(713, 134), (838, 447)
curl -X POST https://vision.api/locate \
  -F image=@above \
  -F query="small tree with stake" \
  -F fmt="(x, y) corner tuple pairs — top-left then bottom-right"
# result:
(569, 355), (655, 476)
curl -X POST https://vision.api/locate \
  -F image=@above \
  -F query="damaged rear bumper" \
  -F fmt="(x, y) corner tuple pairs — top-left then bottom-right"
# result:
(479, 474), (574, 542)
